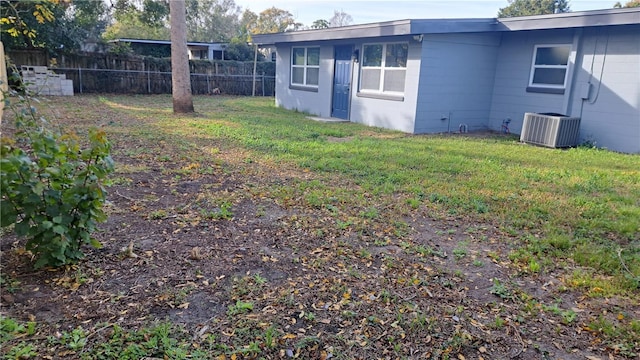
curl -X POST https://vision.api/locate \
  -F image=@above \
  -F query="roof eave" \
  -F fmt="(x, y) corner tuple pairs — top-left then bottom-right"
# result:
(252, 20), (413, 45)
(251, 19), (505, 45)
(251, 8), (640, 45)
(498, 7), (640, 30)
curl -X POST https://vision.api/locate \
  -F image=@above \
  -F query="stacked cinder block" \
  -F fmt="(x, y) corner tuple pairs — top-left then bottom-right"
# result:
(21, 66), (74, 96)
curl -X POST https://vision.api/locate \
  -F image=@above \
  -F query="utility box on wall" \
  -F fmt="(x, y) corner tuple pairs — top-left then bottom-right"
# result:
(520, 112), (581, 148)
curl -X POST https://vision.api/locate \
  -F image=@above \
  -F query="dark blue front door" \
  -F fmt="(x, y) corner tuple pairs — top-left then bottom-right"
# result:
(332, 45), (353, 120)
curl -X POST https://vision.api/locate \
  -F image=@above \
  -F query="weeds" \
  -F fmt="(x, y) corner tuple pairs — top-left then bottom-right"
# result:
(542, 303), (576, 324)
(452, 243), (468, 260)
(59, 326), (88, 351)
(227, 301), (254, 316)
(149, 209), (168, 219)
(199, 202), (234, 220)
(490, 279), (514, 300)
(4, 95), (637, 359)
(0, 275), (21, 293)
(253, 273), (267, 285)
(1, 316), (36, 343)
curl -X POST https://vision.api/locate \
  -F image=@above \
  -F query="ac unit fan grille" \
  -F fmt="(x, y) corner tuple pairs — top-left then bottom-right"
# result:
(520, 113), (580, 148)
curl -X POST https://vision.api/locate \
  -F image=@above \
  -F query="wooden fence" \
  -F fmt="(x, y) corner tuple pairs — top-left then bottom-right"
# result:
(7, 50), (276, 96)
(52, 68), (275, 96)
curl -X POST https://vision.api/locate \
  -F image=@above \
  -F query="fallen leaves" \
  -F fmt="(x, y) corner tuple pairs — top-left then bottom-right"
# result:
(3, 96), (636, 360)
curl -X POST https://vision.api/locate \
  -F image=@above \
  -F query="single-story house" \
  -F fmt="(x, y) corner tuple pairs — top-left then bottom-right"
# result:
(252, 8), (640, 153)
(109, 39), (228, 60)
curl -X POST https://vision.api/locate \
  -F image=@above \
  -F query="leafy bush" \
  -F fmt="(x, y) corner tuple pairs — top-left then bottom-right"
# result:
(0, 95), (114, 268)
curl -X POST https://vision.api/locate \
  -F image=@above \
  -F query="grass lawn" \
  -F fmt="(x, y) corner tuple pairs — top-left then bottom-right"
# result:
(1, 94), (638, 359)
(109, 95), (639, 293)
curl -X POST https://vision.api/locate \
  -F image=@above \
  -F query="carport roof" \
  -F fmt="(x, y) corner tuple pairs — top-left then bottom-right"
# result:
(251, 7), (640, 45)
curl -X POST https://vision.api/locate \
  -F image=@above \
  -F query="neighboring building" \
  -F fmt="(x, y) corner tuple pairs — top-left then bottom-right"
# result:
(252, 8), (640, 153)
(109, 39), (228, 60)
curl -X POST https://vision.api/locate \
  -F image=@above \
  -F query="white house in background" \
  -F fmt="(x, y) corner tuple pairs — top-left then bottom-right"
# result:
(252, 8), (640, 153)
(109, 39), (228, 60)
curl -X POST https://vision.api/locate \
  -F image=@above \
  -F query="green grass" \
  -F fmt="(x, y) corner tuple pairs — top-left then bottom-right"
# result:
(97, 95), (640, 295)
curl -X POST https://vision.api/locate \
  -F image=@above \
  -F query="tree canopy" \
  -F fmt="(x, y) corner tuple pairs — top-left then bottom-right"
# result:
(613, 0), (640, 7)
(329, 9), (353, 27)
(1, 0), (353, 58)
(1, 0), (56, 47)
(1, 0), (108, 54)
(311, 19), (329, 29)
(185, 0), (240, 42)
(102, 0), (169, 41)
(497, 0), (570, 17)
(248, 7), (301, 34)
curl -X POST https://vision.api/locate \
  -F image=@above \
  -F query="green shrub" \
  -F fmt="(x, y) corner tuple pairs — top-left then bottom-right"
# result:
(1, 95), (114, 268)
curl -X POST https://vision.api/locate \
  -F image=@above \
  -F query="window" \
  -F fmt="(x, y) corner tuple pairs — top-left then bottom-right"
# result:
(291, 47), (319, 87)
(528, 45), (571, 91)
(360, 43), (408, 94)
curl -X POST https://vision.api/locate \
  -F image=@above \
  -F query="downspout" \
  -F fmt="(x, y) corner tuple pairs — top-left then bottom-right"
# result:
(562, 28), (582, 116)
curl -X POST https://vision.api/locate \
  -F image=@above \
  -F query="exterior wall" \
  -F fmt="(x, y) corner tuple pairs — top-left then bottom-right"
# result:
(274, 44), (333, 117)
(272, 23), (639, 153)
(568, 25), (640, 153)
(348, 36), (421, 133)
(274, 37), (422, 133)
(415, 33), (501, 133)
(488, 29), (575, 134)
(489, 25), (639, 153)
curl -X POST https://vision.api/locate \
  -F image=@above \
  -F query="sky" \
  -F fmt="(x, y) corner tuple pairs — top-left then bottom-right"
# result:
(233, 0), (620, 26)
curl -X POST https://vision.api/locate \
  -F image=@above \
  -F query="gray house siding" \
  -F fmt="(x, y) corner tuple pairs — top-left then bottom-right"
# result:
(349, 37), (421, 133)
(274, 45), (333, 117)
(255, 9), (640, 153)
(488, 26), (640, 153)
(488, 29), (575, 134)
(274, 37), (422, 133)
(568, 25), (640, 153)
(414, 33), (500, 134)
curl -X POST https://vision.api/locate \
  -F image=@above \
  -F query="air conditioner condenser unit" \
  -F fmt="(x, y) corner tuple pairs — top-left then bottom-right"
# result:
(520, 112), (581, 148)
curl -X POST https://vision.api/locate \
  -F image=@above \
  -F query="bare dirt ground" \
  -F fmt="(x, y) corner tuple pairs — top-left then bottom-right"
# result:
(1, 96), (637, 359)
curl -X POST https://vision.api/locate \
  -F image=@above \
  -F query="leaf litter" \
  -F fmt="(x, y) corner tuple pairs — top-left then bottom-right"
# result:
(1, 96), (637, 359)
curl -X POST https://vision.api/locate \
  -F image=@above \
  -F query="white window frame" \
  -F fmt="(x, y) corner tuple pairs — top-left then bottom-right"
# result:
(291, 46), (320, 87)
(528, 44), (572, 90)
(359, 42), (408, 95)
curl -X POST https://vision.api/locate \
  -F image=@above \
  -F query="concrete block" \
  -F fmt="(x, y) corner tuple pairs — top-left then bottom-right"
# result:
(32, 66), (48, 74)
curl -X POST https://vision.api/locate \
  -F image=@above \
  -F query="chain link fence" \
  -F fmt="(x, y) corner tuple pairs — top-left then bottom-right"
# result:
(51, 68), (275, 96)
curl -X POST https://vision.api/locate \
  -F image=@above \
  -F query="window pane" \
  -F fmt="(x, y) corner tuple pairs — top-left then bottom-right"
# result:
(385, 43), (408, 68)
(292, 48), (305, 65)
(306, 68), (319, 85)
(292, 67), (304, 84)
(363, 45), (382, 67)
(535, 46), (570, 65)
(532, 68), (566, 85)
(361, 68), (381, 90)
(383, 69), (406, 92)
(307, 48), (320, 66)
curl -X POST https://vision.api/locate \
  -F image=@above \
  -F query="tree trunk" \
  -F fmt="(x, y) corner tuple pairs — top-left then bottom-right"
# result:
(0, 42), (7, 125)
(169, 0), (194, 113)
